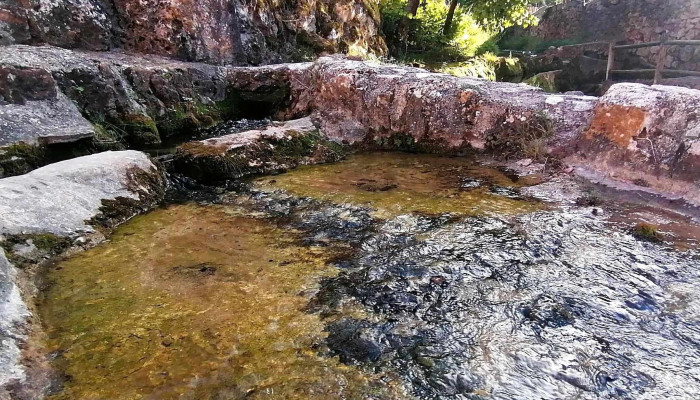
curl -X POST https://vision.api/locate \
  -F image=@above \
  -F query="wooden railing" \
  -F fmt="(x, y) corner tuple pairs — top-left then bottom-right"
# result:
(605, 39), (700, 83)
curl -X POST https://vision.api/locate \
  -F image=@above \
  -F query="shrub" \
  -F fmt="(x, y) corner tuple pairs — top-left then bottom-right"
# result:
(431, 53), (521, 81)
(497, 34), (581, 54)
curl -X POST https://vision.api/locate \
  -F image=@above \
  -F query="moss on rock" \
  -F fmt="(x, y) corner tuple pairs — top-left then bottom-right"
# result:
(174, 128), (346, 184)
(0, 233), (71, 267)
(484, 112), (555, 161)
(631, 223), (663, 242)
(118, 114), (161, 147)
(0, 143), (46, 178)
(156, 101), (222, 138)
(525, 71), (560, 93)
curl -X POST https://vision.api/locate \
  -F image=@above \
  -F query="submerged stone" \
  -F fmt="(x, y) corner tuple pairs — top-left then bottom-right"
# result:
(256, 152), (543, 218)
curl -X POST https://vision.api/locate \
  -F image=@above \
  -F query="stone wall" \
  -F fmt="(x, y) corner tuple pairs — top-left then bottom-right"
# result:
(529, 0), (700, 71)
(0, 0), (387, 65)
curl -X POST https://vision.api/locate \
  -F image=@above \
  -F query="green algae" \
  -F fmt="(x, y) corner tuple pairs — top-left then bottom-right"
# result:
(40, 204), (403, 399)
(255, 152), (543, 218)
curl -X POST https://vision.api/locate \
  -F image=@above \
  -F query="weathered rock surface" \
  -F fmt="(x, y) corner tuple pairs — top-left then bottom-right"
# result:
(0, 248), (30, 393)
(0, 91), (95, 146)
(174, 117), (344, 183)
(0, 45), (697, 203)
(0, 45), (311, 148)
(0, 63), (95, 146)
(0, 150), (165, 236)
(291, 58), (597, 155)
(0, 46), (598, 158)
(0, 0), (387, 65)
(571, 83), (700, 205)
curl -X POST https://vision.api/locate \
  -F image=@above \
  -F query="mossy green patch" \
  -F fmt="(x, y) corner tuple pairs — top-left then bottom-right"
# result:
(525, 72), (559, 93)
(631, 223), (663, 242)
(175, 130), (346, 183)
(1, 233), (71, 267)
(117, 113), (161, 147)
(157, 101), (222, 138)
(0, 142), (46, 177)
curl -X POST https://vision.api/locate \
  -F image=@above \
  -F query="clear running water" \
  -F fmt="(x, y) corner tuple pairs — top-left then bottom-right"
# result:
(39, 152), (700, 399)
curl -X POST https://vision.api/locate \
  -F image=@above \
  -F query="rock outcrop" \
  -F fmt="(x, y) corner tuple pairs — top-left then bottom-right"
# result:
(290, 58), (597, 156)
(0, 150), (165, 236)
(174, 117), (344, 183)
(0, 44), (697, 203)
(570, 83), (700, 204)
(0, 45), (310, 151)
(0, 62), (95, 147)
(0, 0), (387, 65)
(0, 45), (597, 168)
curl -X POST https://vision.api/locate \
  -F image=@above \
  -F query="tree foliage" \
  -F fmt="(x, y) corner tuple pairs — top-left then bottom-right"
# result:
(461, 0), (539, 30)
(380, 0), (496, 60)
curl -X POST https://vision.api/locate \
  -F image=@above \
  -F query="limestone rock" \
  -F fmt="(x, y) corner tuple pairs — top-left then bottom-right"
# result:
(0, 150), (165, 236)
(173, 117), (344, 183)
(572, 83), (700, 204)
(292, 58), (597, 155)
(0, 45), (315, 148)
(0, 63), (95, 146)
(0, 91), (95, 146)
(0, 248), (30, 391)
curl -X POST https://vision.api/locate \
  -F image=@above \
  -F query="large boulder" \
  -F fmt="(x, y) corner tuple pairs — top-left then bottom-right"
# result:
(173, 117), (344, 183)
(0, 150), (165, 397)
(570, 83), (700, 204)
(291, 58), (597, 156)
(0, 150), (165, 236)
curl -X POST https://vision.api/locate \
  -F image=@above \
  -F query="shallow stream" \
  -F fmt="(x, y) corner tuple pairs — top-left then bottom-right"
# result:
(39, 152), (700, 399)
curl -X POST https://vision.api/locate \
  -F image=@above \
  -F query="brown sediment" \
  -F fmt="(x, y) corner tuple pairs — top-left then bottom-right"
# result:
(256, 152), (543, 218)
(40, 204), (403, 399)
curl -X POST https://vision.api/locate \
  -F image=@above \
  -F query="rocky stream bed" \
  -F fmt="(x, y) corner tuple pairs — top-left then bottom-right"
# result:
(0, 2), (699, 398)
(2, 151), (694, 400)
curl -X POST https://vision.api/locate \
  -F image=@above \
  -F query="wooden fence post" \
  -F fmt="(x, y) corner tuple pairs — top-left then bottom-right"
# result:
(654, 37), (667, 84)
(606, 42), (615, 81)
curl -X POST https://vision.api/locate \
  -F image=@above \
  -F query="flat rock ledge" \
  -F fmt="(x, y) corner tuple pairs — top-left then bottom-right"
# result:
(173, 117), (345, 183)
(0, 151), (165, 236)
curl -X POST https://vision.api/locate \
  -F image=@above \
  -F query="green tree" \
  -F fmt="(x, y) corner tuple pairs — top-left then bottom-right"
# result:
(444, 0), (539, 33)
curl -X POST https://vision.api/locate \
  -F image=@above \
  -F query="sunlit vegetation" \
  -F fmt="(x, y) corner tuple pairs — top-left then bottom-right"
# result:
(379, 0), (550, 78)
